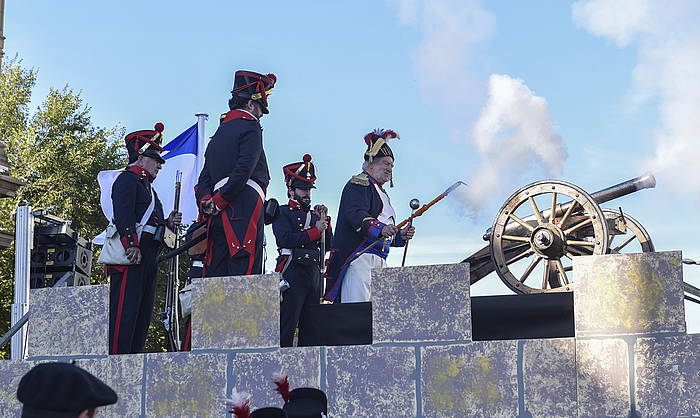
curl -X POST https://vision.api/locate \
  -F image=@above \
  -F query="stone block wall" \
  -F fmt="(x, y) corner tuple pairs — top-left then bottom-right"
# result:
(0, 254), (698, 417)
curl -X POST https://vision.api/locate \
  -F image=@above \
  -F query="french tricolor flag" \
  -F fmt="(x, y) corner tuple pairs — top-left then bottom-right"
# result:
(153, 123), (203, 225)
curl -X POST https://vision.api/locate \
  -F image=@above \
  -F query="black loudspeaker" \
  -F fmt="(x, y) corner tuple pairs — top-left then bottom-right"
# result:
(30, 271), (90, 289)
(31, 243), (92, 275)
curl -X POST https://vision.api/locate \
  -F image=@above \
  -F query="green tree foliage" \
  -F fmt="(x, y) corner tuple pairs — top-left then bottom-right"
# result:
(0, 59), (130, 358)
(0, 59), (188, 359)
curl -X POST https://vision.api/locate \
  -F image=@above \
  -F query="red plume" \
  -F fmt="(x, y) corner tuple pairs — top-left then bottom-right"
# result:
(272, 371), (291, 404)
(154, 122), (165, 132)
(302, 154), (312, 163)
(364, 131), (379, 145)
(225, 388), (251, 418)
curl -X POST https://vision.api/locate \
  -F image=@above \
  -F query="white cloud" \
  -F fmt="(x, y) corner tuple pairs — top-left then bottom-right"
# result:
(388, 0), (495, 107)
(463, 74), (567, 209)
(573, 0), (700, 201)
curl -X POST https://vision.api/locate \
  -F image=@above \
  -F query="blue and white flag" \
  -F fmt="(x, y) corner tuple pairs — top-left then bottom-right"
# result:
(153, 123), (202, 225)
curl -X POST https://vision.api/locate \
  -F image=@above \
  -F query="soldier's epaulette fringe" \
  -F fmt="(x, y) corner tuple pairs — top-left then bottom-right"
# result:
(350, 174), (370, 186)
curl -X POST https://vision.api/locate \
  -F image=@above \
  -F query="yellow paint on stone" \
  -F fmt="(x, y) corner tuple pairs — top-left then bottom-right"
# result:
(425, 354), (502, 414)
(584, 262), (665, 331)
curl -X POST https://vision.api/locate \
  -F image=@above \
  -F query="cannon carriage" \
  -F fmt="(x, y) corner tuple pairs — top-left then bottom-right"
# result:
(464, 174), (658, 293)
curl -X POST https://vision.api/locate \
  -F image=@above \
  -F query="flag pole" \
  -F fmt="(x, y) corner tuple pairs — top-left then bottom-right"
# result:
(195, 113), (208, 175)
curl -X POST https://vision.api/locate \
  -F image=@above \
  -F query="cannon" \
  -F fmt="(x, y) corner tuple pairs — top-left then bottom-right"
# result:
(463, 174), (657, 294)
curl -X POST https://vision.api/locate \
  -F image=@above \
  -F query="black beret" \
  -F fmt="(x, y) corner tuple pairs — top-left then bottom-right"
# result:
(17, 362), (118, 415)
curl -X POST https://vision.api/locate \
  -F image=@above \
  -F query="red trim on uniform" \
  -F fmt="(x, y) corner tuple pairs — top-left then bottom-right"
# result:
(244, 196), (264, 274)
(275, 255), (289, 273)
(111, 266), (129, 354)
(212, 191), (229, 210)
(307, 227), (321, 241)
(288, 199), (302, 210)
(127, 165), (149, 179)
(221, 109), (257, 123)
(120, 234), (139, 250)
(183, 322), (191, 351)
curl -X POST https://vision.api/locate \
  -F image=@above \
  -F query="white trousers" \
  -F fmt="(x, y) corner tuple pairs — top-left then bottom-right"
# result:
(340, 253), (387, 303)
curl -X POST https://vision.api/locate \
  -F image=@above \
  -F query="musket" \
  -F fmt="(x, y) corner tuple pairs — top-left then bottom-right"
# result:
(163, 171), (182, 351)
(346, 181), (467, 265)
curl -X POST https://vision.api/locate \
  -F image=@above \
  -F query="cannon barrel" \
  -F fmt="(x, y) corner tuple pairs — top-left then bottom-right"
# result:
(482, 174), (656, 241)
(589, 173), (656, 205)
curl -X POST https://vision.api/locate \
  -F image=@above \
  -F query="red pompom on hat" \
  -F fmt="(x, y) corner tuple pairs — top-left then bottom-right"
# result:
(154, 122), (164, 132)
(283, 154), (316, 189)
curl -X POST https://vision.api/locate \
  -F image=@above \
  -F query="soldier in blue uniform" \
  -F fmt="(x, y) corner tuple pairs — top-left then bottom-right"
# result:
(273, 155), (332, 347)
(323, 129), (415, 303)
(196, 70), (276, 277)
(108, 123), (182, 354)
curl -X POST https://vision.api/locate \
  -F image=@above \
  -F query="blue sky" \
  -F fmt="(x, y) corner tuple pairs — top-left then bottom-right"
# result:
(6, 0), (700, 331)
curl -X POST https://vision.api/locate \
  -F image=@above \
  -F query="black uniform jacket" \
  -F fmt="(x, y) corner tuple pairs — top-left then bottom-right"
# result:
(272, 200), (333, 271)
(112, 165), (165, 250)
(323, 172), (405, 302)
(195, 110), (270, 208)
(195, 109), (271, 259)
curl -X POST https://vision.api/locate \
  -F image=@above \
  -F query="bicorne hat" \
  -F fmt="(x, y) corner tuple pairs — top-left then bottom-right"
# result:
(232, 70), (277, 114)
(124, 122), (166, 164)
(364, 129), (398, 162)
(283, 154), (316, 190)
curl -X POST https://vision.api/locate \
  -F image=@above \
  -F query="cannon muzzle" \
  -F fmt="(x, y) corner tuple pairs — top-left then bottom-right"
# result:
(589, 173), (656, 205)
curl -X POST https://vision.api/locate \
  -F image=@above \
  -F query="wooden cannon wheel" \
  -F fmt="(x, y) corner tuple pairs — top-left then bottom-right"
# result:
(490, 180), (609, 294)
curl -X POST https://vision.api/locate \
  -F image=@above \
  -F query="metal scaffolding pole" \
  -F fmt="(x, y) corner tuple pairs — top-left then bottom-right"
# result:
(0, 0), (6, 68)
(11, 206), (33, 359)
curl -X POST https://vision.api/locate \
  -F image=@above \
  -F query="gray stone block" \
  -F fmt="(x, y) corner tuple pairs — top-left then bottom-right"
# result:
(192, 274), (280, 350)
(0, 360), (33, 417)
(523, 338), (576, 418)
(75, 354), (144, 418)
(634, 334), (700, 417)
(326, 345), (416, 417)
(28, 285), (109, 357)
(576, 338), (630, 417)
(421, 341), (518, 418)
(573, 251), (686, 337)
(145, 352), (227, 418)
(232, 347), (321, 410)
(372, 263), (470, 343)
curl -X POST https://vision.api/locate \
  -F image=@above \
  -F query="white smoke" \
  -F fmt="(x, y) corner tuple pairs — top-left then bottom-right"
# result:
(388, 0), (495, 108)
(388, 1), (565, 211)
(463, 74), (567, 209)
(572, 0), (700, 199)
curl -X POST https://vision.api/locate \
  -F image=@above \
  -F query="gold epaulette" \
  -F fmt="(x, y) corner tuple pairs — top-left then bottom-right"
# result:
(350, 173), (370, 186)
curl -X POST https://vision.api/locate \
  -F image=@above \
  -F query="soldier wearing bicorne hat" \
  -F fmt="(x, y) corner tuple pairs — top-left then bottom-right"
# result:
(273, 155), (332, 347)
(107, 123), (182, 354)
(196, 70), (276, 277)
(323, 129), (415, 303)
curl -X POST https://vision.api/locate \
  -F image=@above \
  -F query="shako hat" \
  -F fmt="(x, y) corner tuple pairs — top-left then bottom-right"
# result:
(283, 154), (316, 190)
(282, 388), (328, 418)
(232, 70), (277, 114)
(17, 362), (118, 416)
(124, 122), (166, 164)
(364, 128), (398, 162)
